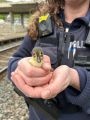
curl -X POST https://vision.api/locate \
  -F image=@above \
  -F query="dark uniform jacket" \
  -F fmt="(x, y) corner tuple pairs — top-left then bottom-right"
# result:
(8, 9), (90, 120)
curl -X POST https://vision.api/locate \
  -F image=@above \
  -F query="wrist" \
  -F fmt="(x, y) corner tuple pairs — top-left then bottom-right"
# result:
(69, 68), (80, 91)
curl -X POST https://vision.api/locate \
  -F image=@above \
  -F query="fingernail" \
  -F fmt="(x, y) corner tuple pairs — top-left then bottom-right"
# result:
(42, 90), (51, 99)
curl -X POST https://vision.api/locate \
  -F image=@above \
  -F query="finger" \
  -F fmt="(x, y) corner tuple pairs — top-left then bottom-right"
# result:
(15, 69), (52, 86)
(29, 72), (52, 86)
(16, 66), (50, 79)
(41, 77), (62, 99)
(41, 76), (70, 99)
(11, 72), (18, 84)
(11, 72), (43, 98)
(43, 55), (51, 63)
(11, 72), (32, 97)
(41, 66), (70, 99)
(18, 59), (49, 77)
(42, 55), (52, 71)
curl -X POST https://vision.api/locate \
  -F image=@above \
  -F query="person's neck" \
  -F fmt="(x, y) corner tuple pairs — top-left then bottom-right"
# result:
(64, 1), (89, 23)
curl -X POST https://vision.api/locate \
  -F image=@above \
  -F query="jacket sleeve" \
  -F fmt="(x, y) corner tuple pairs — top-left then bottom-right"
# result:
(8, 35), (36, 80)
(65, 67), (90, 114)
(7, 35), (36, 96)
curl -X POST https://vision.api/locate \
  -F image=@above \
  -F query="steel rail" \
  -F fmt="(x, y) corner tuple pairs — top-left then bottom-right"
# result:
(0, 37), (23, 80)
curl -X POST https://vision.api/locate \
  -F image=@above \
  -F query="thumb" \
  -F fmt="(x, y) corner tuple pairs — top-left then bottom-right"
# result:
(42, 55), (52, 71)
(41, 76), (61, 99)
(42, 62), (52, 71)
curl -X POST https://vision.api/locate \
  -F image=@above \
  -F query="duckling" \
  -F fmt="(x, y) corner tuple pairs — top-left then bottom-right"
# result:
(29, 47), (43, 67)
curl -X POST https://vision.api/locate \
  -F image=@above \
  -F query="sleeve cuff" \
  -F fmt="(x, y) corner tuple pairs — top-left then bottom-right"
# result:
(7, 57), (20, 80)
(65, 68), (90, 114)
(75, 67), (87, 91)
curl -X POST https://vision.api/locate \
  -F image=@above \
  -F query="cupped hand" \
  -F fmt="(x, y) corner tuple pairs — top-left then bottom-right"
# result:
(11, 55), (53, 97)
(17, 55), (52, 77)
(41, 65), (72, 99)
(11, 71), (52, 98)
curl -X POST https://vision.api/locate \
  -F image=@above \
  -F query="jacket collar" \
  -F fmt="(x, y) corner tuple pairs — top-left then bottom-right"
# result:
(59, 8), (90, 30)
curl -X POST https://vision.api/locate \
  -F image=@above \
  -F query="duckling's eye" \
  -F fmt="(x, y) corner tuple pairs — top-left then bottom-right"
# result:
(40, 51), (43, 55)
(40, 51), (43, 58)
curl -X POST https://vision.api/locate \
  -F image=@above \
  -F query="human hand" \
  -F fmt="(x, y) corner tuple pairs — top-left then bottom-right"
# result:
(11, 55), (53, 97)
(41, 65), (72, 99)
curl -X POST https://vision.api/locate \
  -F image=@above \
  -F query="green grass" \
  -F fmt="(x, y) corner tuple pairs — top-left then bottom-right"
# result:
(0, 15), (5, 20)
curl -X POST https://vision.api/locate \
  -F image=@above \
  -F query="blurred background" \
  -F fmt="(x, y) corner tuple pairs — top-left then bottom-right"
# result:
(0, 0), (45, 120)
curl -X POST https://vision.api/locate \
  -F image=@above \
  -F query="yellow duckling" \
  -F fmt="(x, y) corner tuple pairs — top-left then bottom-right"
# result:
(29, 47), (43, 67)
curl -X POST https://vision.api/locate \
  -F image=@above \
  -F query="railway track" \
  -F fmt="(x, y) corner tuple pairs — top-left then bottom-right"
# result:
(0, 39), (29, 120)
(0, 39), (23, 80)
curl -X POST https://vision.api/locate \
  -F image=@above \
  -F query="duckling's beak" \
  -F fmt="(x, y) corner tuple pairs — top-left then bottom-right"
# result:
(37, 55), (41, 63)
